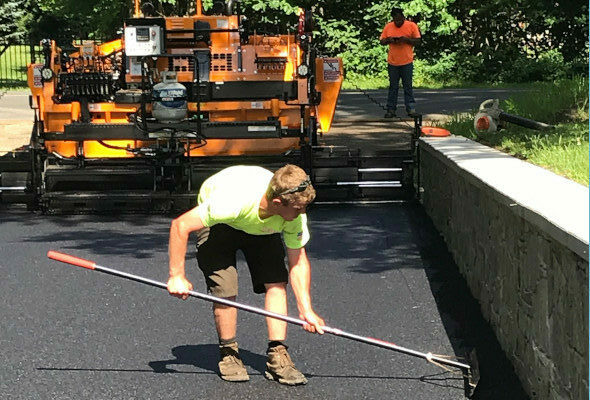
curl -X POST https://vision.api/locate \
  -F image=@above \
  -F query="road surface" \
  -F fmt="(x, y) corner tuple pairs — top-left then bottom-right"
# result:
(0, 86), (529, 399)
(0, 204), (528, 399)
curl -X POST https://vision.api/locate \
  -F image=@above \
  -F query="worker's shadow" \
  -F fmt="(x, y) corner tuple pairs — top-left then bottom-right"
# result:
(148, 344), (266, 375)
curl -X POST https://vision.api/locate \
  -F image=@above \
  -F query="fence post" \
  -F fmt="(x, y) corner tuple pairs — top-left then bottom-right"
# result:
(29, 36), (36, 64)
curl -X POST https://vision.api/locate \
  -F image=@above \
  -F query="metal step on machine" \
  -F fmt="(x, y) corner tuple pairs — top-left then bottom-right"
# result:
(312, 114), (422, 204)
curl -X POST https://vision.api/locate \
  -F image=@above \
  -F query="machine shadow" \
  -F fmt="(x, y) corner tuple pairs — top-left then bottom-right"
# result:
(306, 203), (424, 273)
(2, 212), (172, 261)
(404, 202), (530, 400)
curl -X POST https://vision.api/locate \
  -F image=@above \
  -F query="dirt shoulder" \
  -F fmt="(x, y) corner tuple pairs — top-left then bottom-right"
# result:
(0, 120), (32, 155)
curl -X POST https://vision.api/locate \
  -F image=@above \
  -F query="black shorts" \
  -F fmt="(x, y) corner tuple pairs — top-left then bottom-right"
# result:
(196, 224), (288, 297)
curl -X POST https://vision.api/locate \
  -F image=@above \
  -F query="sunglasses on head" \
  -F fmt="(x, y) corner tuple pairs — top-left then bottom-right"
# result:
(278, 176), (311, 196)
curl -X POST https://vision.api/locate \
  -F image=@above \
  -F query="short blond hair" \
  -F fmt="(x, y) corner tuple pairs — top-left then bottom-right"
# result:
(267, 164), (316, 205)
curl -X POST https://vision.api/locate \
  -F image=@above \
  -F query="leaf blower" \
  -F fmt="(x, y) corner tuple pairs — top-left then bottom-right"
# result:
(474, 99), (554, 133)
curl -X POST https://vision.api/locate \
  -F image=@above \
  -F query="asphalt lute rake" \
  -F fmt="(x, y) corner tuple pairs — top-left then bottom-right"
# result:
(47, 250), (480, 397)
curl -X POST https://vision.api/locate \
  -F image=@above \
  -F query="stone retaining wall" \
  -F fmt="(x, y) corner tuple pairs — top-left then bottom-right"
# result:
(418, 136), (588, 400)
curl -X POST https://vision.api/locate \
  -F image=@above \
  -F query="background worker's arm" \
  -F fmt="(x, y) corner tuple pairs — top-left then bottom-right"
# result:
(381, 36), (421, 46)
(380, 36), (398, 45)
(287, 247), (325, 334)
(400, 36), (420, 46)
(167, 207), (205, 299)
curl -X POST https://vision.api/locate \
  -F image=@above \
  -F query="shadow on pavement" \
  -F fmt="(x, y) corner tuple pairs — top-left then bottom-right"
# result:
(308, 203), (426, 273)
(405, 202), (530, 400)
(150, 344), (465, 391)
(38, 343), (464, 392)
(149, 344), (266, 375)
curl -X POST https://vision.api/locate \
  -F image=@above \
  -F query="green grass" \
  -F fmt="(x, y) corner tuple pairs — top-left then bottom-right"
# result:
(341, 73), (538, 91)
(342, 74), (389, 90)
(0, 44), (31, 86)
(441, 77), (589, 186)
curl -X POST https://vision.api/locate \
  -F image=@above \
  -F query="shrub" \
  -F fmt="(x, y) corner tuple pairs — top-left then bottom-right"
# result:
(500, 49), (566, 83)
(413, 53), (458, 86)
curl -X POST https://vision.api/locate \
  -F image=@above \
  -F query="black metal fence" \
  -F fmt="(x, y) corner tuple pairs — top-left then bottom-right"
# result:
(0, 37), (109, 86)
(0, 39), (42, 86)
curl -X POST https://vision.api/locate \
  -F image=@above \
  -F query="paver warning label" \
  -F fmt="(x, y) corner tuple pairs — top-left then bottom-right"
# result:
(323, 59), (340, 82)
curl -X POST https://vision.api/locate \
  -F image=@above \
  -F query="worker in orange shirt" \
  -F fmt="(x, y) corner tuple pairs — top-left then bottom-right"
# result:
(380, 8), (421, 118)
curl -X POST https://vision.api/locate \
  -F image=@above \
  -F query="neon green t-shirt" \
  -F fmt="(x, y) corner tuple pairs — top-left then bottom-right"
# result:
(196, 165), (310, 249)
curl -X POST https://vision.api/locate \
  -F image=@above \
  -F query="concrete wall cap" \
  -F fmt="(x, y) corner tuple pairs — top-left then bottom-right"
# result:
(420, 135), (589, 260)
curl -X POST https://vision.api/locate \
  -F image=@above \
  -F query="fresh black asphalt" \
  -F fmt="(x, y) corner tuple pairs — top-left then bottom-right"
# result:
(0, 204), (528, 399)
(0, 86), (529, 399)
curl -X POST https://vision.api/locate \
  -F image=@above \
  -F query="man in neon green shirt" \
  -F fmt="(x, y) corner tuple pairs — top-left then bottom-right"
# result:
(167, 164), (324, 385)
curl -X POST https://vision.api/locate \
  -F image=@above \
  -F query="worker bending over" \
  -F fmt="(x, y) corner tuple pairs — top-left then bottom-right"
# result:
(167, 164), (324, 385)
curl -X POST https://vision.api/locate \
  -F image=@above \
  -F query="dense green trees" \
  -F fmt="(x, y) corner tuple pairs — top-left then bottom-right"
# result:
(2, 0), (587, 83)
(306, 0), (588, 83)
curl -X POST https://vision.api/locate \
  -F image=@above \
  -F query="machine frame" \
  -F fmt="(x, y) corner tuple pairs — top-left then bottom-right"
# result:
(1, 0), (346, 212)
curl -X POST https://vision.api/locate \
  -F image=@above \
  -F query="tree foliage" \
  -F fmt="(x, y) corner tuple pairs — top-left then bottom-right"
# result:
(0, 0), (32, 42)
(3, 0), (587, 83)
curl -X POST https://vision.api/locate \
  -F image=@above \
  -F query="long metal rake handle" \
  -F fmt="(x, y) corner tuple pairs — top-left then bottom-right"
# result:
(46, 251), (473, 376)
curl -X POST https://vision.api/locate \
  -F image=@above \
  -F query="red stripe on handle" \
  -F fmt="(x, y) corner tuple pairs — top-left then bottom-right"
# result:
(47, 251), (96, 270)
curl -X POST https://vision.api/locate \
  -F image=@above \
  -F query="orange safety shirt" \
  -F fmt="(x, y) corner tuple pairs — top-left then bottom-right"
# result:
(380, 20), (421, 66)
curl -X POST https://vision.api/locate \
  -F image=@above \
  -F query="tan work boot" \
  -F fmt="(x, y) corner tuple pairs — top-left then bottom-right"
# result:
(218, 342), (249, 382)
(264, 344), (307, 385)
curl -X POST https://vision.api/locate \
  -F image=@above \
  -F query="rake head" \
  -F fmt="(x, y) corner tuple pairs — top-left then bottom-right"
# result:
(463, 349), (480, 398)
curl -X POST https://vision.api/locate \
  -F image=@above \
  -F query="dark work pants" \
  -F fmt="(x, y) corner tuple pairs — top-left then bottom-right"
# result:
(386, 62), (416, 112)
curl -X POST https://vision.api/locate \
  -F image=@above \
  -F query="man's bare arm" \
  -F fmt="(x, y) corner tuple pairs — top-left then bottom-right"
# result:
(380, 36), (399, 45)
(401, 36), (421, 46)
(287, 247), (324, 334)
(167, 207), (205, 299)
